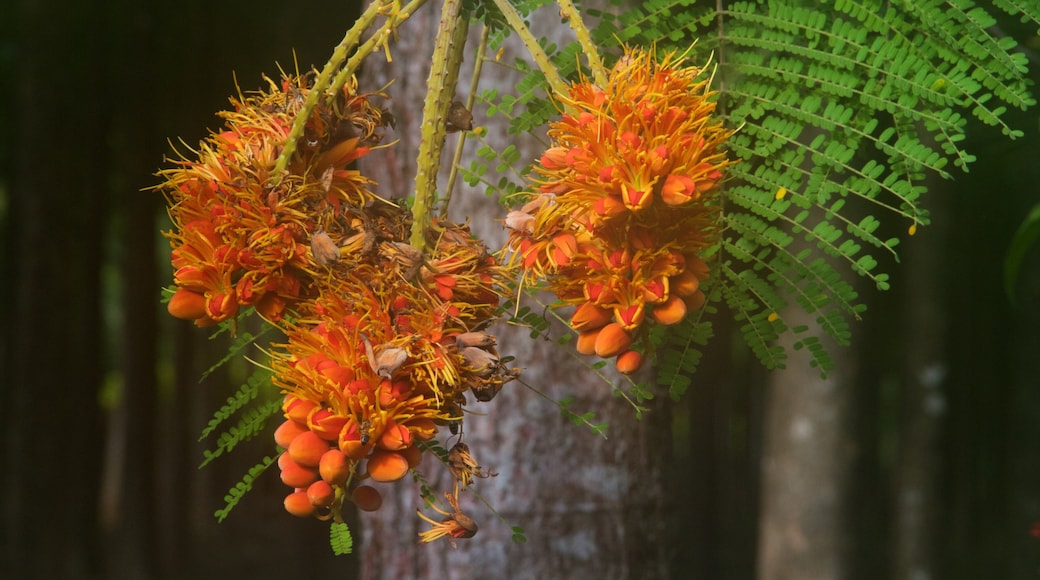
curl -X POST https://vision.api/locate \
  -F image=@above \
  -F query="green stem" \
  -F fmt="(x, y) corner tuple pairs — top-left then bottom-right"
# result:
(488, 0), (570, 98)
(330, 0), (431, 100)
(556, 0), (608, 87)
(409, 0), (469, 251)
(271, 0), (394, 181)
(440, 25), (491, 219)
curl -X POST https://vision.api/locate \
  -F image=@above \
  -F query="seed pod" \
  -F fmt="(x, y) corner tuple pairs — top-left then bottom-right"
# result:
(310, 231), (340, 266)
(461, 347), (498, 378)
(445, 100), (474, 132)
(504, 210), (535, 233)
(455, 331), (496, 349)
(361, 333), (409, 379)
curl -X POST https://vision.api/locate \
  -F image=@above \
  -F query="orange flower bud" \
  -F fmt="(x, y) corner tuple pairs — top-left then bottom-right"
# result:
(351, 485), (383, 512)
(279, 454), (319, 488)
(377, 419), (413, 451)
(670, 268), (700, 297)
(284, 491), (316, 518)
(570, 302), (612, 332)
(366, 449), (410, 482)
(319, 449), (351, 486)
(684, 289), (707, 312)
(594, 323), (633, 358)
(407, 417), (439, 441)
(288, 430), (330, 468)
(283, 396), (317, 424)
(167, 287), (207, 320)
(400, 444), (423, 468)
(274, 419), (308, 449)
(576, 328), (601, 355)
(307, 408), (348, 441)
(615, 350), (643, 375)
(306, 480), (335, 507)
(660, 174), (698, 206)
(651, 295), (687, 326)
(613, 303), (645, 331)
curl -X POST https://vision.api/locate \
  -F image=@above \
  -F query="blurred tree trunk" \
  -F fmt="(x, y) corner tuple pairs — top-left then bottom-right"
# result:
(757, 317), (857, 580)
(1, 0), (107, 578)
(355, 3), (678, 577)
(890, 181), (949, 580)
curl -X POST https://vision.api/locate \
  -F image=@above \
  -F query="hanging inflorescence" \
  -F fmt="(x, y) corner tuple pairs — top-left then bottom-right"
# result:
(158, 39), (735, 548)
(505, 48), (734, 375)
(158, 72), (514, 540)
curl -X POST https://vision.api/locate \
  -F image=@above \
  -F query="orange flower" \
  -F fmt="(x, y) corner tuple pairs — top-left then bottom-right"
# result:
(505, 47), (732, 372)
(158, 73), (391, 324)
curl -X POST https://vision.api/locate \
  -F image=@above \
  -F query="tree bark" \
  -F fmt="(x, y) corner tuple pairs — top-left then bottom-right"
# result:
(355, 3), (677, 577)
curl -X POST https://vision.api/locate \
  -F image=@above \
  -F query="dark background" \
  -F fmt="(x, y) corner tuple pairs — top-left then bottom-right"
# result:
(2, 1), (1040, 579)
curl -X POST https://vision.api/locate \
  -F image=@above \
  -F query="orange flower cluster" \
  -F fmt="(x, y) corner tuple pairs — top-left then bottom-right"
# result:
(270, 218), (513, 530)
(159, 73), (514, 540)
(159, 74), (390, 325)
(506, 48), (734, 374)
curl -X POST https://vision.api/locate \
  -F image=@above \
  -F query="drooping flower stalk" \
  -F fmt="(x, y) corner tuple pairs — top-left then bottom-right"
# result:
(333, 0), (431, 99)
(410, 0), (470, 251)
(556, 0), (608, 87)
(488, 0), (570, 98)
(272, 0), (421, 181)
(441, 24), (492, 219)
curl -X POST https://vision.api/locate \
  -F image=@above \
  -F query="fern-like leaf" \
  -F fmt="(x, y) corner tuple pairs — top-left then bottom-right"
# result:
(200, 398), (282, 468)
(198, 367), (274, 441)
(213, 454), (277, 523)
(329, 522), (354, 555)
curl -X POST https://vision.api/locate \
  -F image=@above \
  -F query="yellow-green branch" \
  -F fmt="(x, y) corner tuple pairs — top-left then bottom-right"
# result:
(331, 0), (430, 99)
(556, 0), (608, 87)
(410, 0), (469, 250)
(441, 25), (492, 219)
(488, 0), (570, 98)
(271, 0), (395, 181)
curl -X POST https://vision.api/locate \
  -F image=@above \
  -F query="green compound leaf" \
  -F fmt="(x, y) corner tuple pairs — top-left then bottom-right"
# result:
(214, 454), (277, 523)
(330, 522), (354, 556)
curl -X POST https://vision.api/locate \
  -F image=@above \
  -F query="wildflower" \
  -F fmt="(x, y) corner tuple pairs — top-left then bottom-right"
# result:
(505, 47), (733, 373)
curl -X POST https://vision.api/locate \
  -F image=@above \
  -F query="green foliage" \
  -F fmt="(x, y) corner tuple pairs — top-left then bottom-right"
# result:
(329, 522), (354, 555)
(478, 0), (1038, 385)
(214, 455), (277, 523)
(199, 366), (281, 468)
(650, 298), (715, 400)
